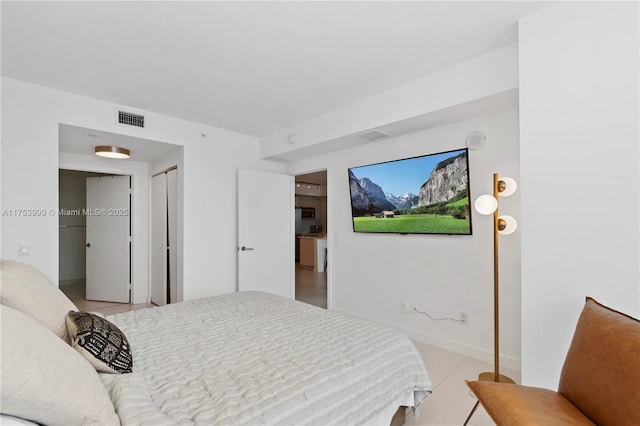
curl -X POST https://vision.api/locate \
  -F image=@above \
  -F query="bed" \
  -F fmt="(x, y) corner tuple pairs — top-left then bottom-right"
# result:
(0, 260), (432, 425)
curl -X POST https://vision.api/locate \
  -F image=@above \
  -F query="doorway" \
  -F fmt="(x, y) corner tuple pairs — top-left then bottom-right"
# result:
(294, 170), (328, 309)
(58, 169), (133, 311)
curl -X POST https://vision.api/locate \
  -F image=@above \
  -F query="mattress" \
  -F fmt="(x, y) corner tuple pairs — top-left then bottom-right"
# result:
(101, 291), (432, 425)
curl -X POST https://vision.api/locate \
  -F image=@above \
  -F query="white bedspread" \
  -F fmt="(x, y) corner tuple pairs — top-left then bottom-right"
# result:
(101, 292), (432, 425)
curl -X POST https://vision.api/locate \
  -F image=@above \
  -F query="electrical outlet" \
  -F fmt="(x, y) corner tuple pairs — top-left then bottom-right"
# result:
(18, 243), (30, 256)
(400, 301), (413, 314)
(460, 312), (468, 325)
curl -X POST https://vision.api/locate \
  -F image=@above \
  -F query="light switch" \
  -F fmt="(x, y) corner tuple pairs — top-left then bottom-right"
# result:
(18, 243), (30, 256)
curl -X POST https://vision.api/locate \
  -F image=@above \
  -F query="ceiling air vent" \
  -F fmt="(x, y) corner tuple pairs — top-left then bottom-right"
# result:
(118, 110), (145, 128)
(358, 130), (389, 141)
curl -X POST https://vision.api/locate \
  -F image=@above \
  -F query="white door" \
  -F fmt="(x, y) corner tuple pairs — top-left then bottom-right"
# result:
(151, 173), (168, 306)
(86, 175), (130, 303)
(238, 169), (294, 298)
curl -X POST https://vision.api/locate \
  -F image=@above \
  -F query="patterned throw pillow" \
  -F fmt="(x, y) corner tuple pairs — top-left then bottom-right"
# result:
(66, 311), (133, 374)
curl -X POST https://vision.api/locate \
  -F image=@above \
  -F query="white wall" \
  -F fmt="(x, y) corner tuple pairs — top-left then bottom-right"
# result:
(275, 44), (523, 367)
(519, 2), (639, 388)
(1, 78), (284, 300)
(270, 44), (523, 367)
(287, 109), (521, 368)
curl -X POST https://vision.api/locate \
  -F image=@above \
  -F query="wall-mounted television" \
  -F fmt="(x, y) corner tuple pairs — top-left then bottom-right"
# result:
(348, 148), (472, 235)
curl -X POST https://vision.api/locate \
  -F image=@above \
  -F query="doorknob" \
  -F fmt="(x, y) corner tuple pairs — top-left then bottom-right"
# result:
(240, 246), (254, 251)
(86, 243), (91, 248)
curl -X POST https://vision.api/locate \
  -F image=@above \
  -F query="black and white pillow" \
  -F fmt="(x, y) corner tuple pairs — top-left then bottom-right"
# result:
(66, 311), (133, 374)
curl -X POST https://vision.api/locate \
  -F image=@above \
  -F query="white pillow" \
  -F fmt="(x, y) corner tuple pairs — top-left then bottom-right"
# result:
(0, 305), (121, 426)
(0, 259), (77, 343)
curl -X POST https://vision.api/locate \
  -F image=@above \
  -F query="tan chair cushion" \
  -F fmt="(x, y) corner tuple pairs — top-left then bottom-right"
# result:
(559, 297), (640, 426)
(466, 380), (595, 426)
(0, 259), (77, 344)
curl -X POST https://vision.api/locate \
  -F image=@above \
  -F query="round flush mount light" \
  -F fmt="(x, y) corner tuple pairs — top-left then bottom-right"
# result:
(95, 146), (130, 159)
(465, 131), (486, 151)
(288, 133), (297, 145)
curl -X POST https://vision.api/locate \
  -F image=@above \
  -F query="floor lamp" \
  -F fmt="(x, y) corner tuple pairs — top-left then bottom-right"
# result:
(474, 173), (517, 383)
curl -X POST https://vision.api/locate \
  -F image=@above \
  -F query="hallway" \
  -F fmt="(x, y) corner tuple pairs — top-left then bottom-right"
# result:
(295, 263), (327, 309)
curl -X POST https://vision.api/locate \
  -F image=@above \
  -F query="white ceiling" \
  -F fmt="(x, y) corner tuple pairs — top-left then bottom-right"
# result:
(1, 1), (554, 138)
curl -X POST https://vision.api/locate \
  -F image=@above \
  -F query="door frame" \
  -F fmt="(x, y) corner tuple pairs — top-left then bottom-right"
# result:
(58, 157), (149, 304)
(292, 167), (331, 310)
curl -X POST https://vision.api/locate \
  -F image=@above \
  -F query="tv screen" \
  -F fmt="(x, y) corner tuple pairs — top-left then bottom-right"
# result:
(348, 148), (472, 235)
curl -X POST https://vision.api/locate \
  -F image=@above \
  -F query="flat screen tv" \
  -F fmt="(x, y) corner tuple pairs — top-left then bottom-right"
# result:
(348, 148), (472, 235)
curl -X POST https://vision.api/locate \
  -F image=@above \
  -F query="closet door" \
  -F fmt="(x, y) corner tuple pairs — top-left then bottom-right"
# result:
(151, 173), (167, 306)
(166, 169), (178, 303)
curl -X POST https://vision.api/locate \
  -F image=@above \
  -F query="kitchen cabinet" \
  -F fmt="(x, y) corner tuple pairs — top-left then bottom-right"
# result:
(298, 235), (327, 272)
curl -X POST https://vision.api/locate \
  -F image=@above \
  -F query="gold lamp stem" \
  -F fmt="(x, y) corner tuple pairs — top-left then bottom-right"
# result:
(493, 172), (500, 381)
(478, 173), (515, 384)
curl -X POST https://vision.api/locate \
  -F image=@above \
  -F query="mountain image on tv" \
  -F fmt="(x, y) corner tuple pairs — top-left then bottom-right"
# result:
(348, 148), (472, 235)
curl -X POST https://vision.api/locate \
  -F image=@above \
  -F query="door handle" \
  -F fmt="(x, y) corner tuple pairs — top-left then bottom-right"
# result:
(240, 246), (254, 251)
(86, 243), (91, 248)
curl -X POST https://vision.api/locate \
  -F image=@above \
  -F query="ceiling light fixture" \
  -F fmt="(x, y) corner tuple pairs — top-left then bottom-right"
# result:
(95, 146), (130, 159)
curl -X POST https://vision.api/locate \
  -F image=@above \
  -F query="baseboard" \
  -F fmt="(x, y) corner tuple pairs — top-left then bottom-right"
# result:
(59, 278), (84, 287)
(399, 326), (521, 372)
(338, 310), (521, 373)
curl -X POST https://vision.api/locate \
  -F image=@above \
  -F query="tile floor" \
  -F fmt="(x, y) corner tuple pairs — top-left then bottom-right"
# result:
(406, 340), (519, 426)
(60, 279), (155, 315)
(295, 262), (327, 308)
(62, 278), (514, 425)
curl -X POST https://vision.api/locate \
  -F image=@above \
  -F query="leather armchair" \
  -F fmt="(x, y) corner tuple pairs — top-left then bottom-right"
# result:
(465, 297), (640, 425)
